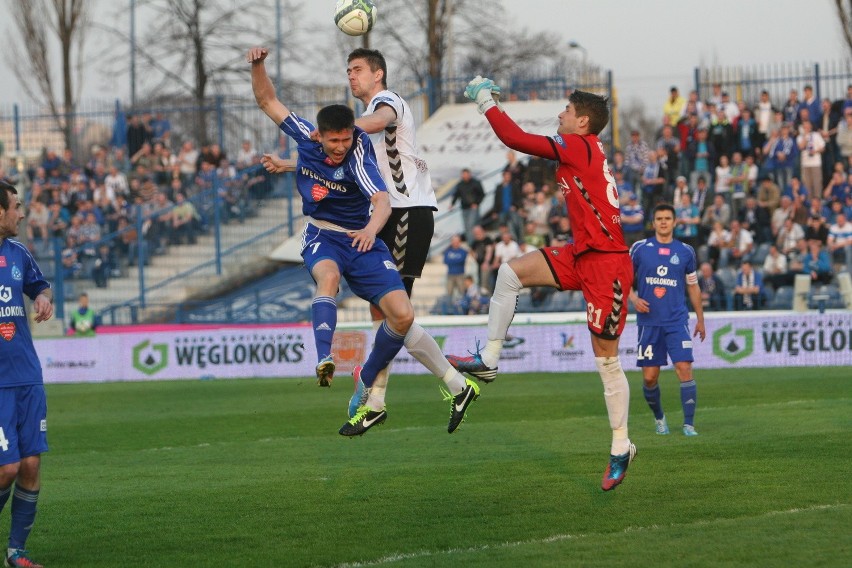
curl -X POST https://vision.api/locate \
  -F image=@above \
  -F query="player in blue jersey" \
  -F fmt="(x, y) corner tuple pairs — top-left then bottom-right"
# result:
(248, 48), (479, 436)
(629, 203), (706, 437)
(0, 179), (54, 568)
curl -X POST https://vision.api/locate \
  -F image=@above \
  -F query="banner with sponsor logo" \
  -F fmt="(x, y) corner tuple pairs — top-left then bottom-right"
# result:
(36, 312), (851, 384)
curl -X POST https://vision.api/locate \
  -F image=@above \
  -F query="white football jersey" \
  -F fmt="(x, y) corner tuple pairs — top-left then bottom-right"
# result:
(363, 90), (438, 210)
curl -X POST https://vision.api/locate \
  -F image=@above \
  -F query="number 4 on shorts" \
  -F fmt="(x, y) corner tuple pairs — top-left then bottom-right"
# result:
(0, 426), (9, 452)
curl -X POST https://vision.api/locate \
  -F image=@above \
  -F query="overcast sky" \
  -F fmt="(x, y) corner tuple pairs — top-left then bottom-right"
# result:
(0, 0), (846, 112)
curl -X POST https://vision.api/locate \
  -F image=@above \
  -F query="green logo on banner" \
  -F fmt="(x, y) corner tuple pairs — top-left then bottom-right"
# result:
(133, 340), (169, 376)
(713, 323), (754, 364)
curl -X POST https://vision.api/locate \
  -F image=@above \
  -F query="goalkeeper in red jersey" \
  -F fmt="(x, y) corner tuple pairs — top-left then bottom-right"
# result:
(447, 79), (636, 491)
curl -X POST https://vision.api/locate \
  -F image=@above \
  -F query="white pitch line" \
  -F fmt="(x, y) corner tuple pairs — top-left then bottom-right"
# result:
(329, 503), (847, 568)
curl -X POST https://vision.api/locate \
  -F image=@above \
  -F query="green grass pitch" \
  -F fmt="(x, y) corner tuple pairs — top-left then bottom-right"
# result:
(6, 367), (849, 567)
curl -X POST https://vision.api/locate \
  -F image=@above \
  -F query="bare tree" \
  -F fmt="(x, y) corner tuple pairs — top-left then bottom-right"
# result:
(836, 0), (852, 56)
(5, 0), (91, 152)
(99, 0), (305, 145)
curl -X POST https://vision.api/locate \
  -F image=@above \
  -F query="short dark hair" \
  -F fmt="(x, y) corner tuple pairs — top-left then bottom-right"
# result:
(653, 203), (676, 218)
(348, 48), (388, 88)
(0, 179), (18, 211)
(569, 90), (610, 135)
(316, 104), (355, 133)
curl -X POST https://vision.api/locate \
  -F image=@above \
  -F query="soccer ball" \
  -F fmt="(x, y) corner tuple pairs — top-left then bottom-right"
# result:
(334, 0), (377, 37)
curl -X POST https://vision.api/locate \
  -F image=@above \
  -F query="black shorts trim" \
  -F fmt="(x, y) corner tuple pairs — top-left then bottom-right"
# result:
(378, 207), (435, 279)
(539, 248), (565, 292)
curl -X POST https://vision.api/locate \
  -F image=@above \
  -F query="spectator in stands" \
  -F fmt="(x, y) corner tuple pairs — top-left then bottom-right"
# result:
(546, 189), (567, 237)
(836, 108), (852, 163)
(739, 196), (772, 244)
(728, 219), (754, 267)
(60, 235), (82, 279)
(484, 171), (524, 242)
(671, 175), (689, 207)
(522, 156), (556, 189)
(777, 217), (805, 256)
(756, 175), (782, 217)
(641, 149), (666, 215)
(754, 90), (774, 150)
(663, 86), (686, 126)
(491, 229), (522, 290)
(171, 192), (200, 245)
(126, 114), (151, 159)
(823, 170), (850, 202)
(69, 292), (97, 336)
(443, 234), (468, 299)
(520, 221), (546, 253)
(236, 140), (259, 170)
(468, 225), (494, 294)
(503, 150), (526, 187)
(707, 103), (734, 164)
(702, 194), (731, 232)
(692, 174), (711, 217)
(707, 221), (732, 269)
(733, 260), (765, 310)
(609, 150), (627, 181)
(827, 212), (852, 268)
(687, 128), (713, 190)
(782, 89), (800, 125)
(458, 275), (487, 315)
(728, 151), (749, 220)
(763, 123), (797, 192)
(550, 216), (571, 246)
(763, 244), (792, 290)
(26, 200), (50, 255)
(697, 261), (726, 311)
(797, 120), (826, 203)
(525, 190), (551, 240)
(714, 153), (732, 206)
(735, 108), (758, 157)
(91, 244), (115, 288)
(150, 113), (171, 145)
(802, 239), (834, 285)
(450, 168), (485, 244)
(624, 130), (650, 190)
(620, 191), (645, 246)
(674, 192), (700, 249)
(800, 85), (822, 126)
(802, 215), (829, 246)
(177, 140), (199, 188)
(719, 91), (740, 123)
(656, 125), (681, 193)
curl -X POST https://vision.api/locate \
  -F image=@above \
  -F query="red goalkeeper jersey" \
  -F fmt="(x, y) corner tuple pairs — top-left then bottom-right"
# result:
(484, 108), (627, 255)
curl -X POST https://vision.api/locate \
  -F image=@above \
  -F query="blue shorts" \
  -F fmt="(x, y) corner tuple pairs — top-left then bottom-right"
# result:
(0, 385), (49, 466)
(636, 324), (694, 367)
(300, 223), (405, 305)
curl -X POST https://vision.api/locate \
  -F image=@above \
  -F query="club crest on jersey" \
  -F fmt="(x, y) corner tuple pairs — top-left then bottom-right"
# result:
(654, 287), (666, 298)
(554, 134), (565, 146)
(670, 253), (680, 265)
(333, 167), (345, 180)
(383, 260), (399, 271)
(0, 321), (16, 341)
(311, 184), (329, 202)
(11, 265), (22, 281)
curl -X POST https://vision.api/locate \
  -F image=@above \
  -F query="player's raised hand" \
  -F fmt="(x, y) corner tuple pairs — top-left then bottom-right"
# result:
(464, 76), (501, 114)
(247, 47), (269, 64)
(260, 153), (294, 174)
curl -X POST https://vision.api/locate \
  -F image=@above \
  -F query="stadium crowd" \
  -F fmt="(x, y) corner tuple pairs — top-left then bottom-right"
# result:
(442, 83), (852, 313)
(0, 113), (272, 290)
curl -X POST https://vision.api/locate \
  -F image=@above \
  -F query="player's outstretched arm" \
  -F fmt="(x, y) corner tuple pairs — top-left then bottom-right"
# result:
(355, 105), (397, 134)
(464, 76), (556, 161)
(260, 153), (296, 174)
(248, 47), (290, 125)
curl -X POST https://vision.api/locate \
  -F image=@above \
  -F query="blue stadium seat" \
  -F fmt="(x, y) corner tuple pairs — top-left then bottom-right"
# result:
(768, 286), (794, 310)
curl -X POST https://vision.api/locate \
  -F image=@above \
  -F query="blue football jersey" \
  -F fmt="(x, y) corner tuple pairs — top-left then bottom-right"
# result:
(0, 239), (50, 386)
(629, 237), (697, 327)
(279, 113), (387, 230)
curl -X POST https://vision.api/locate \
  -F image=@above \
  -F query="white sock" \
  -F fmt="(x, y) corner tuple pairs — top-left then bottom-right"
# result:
(482, 263), (523, 367)
(596, 356), (631, 455)
(404, 323), (466, 395)
(367, 319), (389, 407)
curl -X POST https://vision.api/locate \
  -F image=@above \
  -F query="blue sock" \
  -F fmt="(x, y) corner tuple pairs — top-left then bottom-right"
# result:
(0, 485), (10, 515)
(643, 384), (665, 420)
(311, 296), (337, 362)
(680, 380), (697, 426)
(9, 486), (38, 550)
(361, 322), (406, 387)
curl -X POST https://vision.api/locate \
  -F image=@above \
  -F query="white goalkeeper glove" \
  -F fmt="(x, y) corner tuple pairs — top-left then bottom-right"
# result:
(464, 76), (502, 114)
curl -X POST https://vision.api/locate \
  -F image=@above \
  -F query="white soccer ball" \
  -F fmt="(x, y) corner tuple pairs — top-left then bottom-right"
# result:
(334, 0), (377, 37)
(76, 319), (91, 333)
